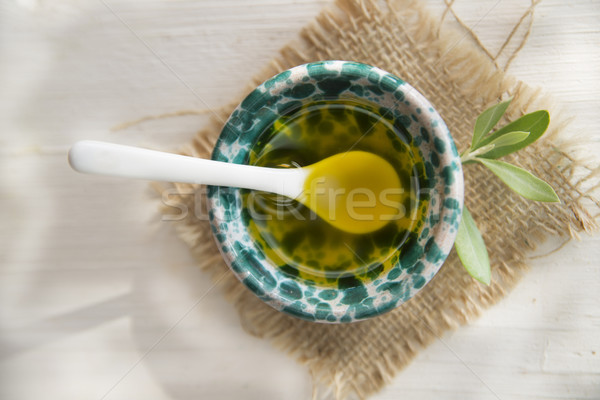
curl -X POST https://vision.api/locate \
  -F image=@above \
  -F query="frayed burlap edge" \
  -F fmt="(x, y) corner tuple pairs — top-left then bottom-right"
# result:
(153, 0), (600, 398)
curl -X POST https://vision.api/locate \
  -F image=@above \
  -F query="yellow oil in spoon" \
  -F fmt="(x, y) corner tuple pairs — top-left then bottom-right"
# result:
(298, 151), (404, 234)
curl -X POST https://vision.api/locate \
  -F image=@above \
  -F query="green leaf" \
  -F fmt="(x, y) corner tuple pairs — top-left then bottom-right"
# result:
(455, 207), (491, 285)
(471, 98), (512, 150)
(486, 130), (530, 148)
(478, 110), (550, 159)
(478, 159), (560, 202)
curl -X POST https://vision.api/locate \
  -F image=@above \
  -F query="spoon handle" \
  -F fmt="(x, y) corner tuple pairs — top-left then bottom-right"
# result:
(68, 140), (305, 197)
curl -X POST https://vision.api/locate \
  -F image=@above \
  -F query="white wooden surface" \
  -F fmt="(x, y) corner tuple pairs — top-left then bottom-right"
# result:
(1, 1), (599, 399)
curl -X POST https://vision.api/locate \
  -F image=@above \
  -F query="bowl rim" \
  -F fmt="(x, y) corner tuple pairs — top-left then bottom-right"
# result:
(207, 60), (463, 323)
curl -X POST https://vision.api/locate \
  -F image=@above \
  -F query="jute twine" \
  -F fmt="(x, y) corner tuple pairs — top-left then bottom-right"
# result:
(153, 0), (600, 398)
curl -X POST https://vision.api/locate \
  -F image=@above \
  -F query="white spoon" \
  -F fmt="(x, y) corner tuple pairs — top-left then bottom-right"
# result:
(68, 140), (402, 234)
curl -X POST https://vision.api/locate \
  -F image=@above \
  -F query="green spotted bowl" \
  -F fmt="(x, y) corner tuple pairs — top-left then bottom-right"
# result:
(207, 61), (463, 323)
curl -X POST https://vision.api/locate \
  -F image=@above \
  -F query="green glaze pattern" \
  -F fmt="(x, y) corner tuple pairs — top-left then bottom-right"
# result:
(207, 61), (464, 323)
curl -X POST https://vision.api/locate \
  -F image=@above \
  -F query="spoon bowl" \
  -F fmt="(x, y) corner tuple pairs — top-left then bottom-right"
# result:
(298, 151), (403, 234)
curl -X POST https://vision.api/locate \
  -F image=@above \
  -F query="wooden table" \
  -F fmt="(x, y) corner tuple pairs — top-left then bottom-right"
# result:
(1, 1), (598, 398)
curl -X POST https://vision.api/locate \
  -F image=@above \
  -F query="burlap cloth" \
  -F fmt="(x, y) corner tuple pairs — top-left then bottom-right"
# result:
(156, 0), (600, 398)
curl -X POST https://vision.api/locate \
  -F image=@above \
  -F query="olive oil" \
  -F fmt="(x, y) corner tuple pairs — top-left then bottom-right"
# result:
(298, 150), (404, 234)
(241, 99), (428, 286)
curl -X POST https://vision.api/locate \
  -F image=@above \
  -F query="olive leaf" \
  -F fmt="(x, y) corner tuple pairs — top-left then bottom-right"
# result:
(455, 207), (490, 285)
(460, 131), (529, 164)
(471, 98), (512, 150)
(486, 130), (530, 148)
(477, 159), (560, 202)
(477, 110), (550, 159)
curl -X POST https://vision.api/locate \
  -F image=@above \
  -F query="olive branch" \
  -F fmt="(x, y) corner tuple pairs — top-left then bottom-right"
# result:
(455, 98), (559, 284)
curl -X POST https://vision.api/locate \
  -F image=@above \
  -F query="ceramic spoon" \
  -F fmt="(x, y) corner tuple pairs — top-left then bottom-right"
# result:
(68, 140), (403, 234)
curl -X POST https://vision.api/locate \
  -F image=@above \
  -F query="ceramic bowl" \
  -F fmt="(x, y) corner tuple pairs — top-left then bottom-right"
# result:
(207, 61), (463, 323)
